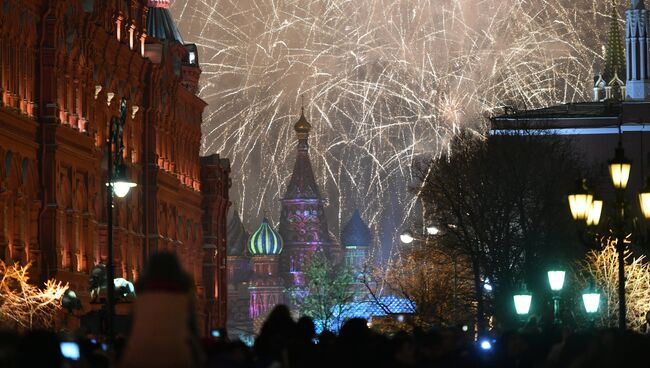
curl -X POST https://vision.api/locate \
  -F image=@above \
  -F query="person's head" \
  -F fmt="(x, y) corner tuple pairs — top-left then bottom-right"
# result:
(296, 316), (316, 342)
(260, 305), (294, 336)
(339, 318), (370, 346)
(137, 252), (193, 292)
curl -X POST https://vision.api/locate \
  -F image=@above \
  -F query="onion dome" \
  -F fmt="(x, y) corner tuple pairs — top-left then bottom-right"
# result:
(227, 209), (249, 257)
(294, 107), (312, 135)
(248, 218), (283, 256)
(341, 209), (372, 248)
(147, 0), (184, 43)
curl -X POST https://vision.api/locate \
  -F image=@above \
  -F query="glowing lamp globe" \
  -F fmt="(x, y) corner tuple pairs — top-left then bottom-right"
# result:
(586, 199), (603, 226)
(480, 340), (492, 350)
(426, 225), (440, 235)
(568, 179), (593, 221)
(400, 231), (414, 244)
(609, 145), (631, 190)
(513, 293), (532, 315)
(112, 181), (136, 198)
(639, 178), (650, 219)
(582, 292), (600, 315)
(547, 270), (566, 292)
(111, 164), (136, 198)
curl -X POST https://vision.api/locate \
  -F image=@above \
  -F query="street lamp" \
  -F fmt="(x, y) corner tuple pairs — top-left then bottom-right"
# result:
(547, 269), (565, 325)
(639, 178), (650, 219)
(106, 100), (136, 341)
(111, 163), (137, 198)
(608, 143), (632, 190)
(567, 139), (638, 330)
(547, 270), (566, 292)
(582, 289), (601, 315)
(513, 290), (532, 316)
(399, 230), (414, 244)
(568, 179), (593, 221)
(582, 286), (601, 327)
(586, 198), (603, 227)
(426, 225), (440, 235)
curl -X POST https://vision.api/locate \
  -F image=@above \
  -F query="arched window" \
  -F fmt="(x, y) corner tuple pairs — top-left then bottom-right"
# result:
(21, 158), (28, 184)
(4, 151), (13, 178)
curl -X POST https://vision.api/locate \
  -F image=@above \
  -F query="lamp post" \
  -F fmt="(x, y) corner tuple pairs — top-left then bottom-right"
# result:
(513, 289), (532, 318)
(547, 269), (565, 325)
(567, 138), (650, 330)
(106, 100), (136, 341)
(582, 286), (601, 327)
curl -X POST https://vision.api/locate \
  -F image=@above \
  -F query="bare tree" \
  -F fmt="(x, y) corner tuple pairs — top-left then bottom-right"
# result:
(369, 241), (474, 328)
(414, 129), (582, 331)
(0, 261), (68, 329)
(580, 236), (650, 331)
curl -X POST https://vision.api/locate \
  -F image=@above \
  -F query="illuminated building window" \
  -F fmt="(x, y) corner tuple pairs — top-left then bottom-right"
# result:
(140, 36), (146, 57)
(116, 18), (122, 41)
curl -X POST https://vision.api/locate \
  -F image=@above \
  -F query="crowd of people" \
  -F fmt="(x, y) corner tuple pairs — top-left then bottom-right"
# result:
(0, 253), (647, 367)
(0, 312), (649, 367)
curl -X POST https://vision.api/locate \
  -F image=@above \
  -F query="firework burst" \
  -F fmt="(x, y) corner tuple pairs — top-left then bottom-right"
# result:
(171, 0), (613, 257)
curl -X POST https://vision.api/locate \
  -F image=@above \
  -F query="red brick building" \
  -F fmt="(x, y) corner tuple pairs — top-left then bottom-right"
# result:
(0, 0), (230, 332)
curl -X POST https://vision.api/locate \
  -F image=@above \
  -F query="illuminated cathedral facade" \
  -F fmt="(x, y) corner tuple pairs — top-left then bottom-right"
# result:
(226, 110), (373, 337)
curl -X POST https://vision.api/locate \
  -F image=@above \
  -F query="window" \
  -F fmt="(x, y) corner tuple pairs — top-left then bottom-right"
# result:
(21, 158), (28, 183)
(4, 151), (12, 178)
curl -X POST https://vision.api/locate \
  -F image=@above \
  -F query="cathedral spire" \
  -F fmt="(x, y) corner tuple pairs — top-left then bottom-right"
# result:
(279, 108), (334, 287)
(626, 0), (650, 100)
(284, 109), (319, 199)
(604, 0), (626, 83)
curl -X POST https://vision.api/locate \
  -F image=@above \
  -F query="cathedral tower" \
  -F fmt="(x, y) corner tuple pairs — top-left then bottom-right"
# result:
(626, 0), (650, 100)
(341, 209), (372, 273)
(248, 218), (284, 322)
(226, 210), (251, 336)
(279, 109), (333, 286)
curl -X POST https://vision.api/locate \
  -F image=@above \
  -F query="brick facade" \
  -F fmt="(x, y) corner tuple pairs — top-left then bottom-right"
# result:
(0, 0), (230, 332)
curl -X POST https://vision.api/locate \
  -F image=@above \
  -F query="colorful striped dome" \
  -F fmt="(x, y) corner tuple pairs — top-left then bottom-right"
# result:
(248, 218), (283, 255)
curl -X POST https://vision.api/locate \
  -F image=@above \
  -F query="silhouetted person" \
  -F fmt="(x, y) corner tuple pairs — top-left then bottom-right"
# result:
(119, 252), (202, 368)
(288, 316), (316, 368)
(16, 330), (62, 368)
(337, 318), (374, 368)
(254, 305), (295, 367)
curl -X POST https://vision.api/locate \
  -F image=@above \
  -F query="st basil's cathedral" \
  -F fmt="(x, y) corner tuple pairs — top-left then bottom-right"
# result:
(226, 109), (373, 338)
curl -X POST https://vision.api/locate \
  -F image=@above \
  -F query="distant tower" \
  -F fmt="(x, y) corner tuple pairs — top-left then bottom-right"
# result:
(279, 109), (333, 286)
(248, 218), (284, 322)
(227, 209), (251, 284)
(341, 209), (372, 273)
(595, 1), (627, 101)
(626, 0), (650, 100)
(226, 209), (251, 336)
(146, 0), (184, 42)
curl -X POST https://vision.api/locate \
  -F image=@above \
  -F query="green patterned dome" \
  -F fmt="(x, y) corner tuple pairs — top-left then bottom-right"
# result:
(248, 218), (283, 255)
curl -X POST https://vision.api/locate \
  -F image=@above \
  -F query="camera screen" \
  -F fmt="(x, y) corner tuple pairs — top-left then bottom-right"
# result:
(60, 342), (80, 360)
